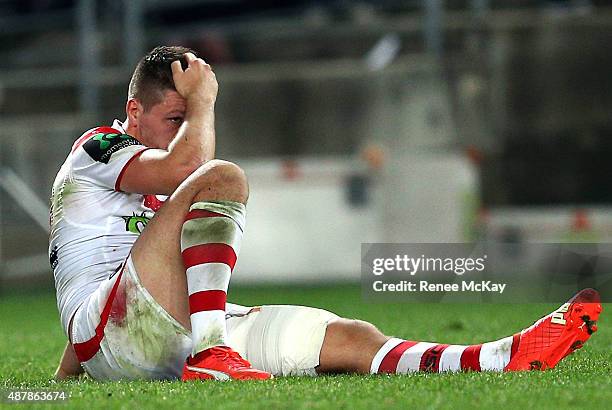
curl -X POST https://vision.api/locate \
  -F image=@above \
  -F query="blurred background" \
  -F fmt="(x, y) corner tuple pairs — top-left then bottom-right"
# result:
(1, 0), (611, 288)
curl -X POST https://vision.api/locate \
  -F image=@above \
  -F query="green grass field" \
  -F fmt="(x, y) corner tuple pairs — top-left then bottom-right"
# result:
(0, 285), (610, 409)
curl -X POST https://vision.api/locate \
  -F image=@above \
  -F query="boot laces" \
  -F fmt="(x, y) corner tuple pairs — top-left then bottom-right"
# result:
(211, 347), (252, 370)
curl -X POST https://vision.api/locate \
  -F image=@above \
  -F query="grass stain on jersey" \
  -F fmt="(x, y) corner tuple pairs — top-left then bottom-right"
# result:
(50, 179), (78, 223)
(122, 212), (151, 234)
(63, 180), (77, 196)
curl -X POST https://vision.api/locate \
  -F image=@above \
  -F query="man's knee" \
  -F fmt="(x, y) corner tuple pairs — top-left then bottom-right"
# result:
(319, 318), (386, 374)
(188, 160), (249, 204)
(327, 318), (383, 344)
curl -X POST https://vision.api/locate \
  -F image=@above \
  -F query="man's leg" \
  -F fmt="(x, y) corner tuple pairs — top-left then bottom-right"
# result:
(131, 159), (245, 329)
(318, 318), (516, 373)
(318, 288), (601, 374)
(129, 159), (270, 380)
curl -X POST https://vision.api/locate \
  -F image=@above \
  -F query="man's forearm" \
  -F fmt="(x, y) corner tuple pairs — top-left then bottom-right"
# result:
(54, 341), (84, 380)
(168, 101), (216, 167)
(167, 55), (218, 168)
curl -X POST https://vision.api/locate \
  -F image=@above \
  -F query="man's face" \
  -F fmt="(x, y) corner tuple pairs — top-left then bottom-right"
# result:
(131, 89), (186, 149)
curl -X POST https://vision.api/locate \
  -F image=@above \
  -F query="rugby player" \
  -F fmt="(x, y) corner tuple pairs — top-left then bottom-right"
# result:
(50, 46), (602, 381)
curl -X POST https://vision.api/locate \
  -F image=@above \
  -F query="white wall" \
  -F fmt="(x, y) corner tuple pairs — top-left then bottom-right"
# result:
(233, 155), (478, 283)
(233, 158), (382, 283)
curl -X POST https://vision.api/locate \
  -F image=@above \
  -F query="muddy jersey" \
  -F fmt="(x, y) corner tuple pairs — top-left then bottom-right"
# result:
(49, 120), (162, 336)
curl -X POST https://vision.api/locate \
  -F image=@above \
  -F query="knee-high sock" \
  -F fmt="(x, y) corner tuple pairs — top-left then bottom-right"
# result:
(370, 334), (520, 373)
(180, 200), (246, 356)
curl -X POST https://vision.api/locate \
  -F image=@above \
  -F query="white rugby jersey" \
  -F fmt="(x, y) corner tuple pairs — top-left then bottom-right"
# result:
(49, 120), (163, 336)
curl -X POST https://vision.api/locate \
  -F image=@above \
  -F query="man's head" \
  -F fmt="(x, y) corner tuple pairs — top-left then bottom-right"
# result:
(125, 45), (196, 149)
(128, 45), (193, 110)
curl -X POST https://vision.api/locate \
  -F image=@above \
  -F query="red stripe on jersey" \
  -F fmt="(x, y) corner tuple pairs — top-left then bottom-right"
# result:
(72, 265), (125, 362)
(71, 126), (121, 153)
(419, 344), (450, 372)
(378, 340), (419, 373)
(510, 333), (521, 359)
(460, 344), (482, 371)
(189, 290), (227, 314)
(185, 209), (227, 221)
(182, 243), (237, 270)
(114, 147), (152, 192)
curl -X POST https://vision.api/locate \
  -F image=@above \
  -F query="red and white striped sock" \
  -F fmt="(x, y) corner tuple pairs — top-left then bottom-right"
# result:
(370, 334), (520, 373)
(180, 200), (246, 357)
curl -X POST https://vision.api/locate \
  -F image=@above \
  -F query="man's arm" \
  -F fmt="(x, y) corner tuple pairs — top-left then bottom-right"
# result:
(119, 53), (218, 195)
(54, 341), (84, 380)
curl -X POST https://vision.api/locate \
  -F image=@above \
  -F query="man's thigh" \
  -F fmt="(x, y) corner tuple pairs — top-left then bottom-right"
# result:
(226, 305), (339, 376)
(129, 161), (243, 329)
(129, 190), (195, 329)
(129, 160), (249, 330)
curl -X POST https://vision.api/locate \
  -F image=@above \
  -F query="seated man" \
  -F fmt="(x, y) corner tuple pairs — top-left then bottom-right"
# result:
(50, 46), (602, 381)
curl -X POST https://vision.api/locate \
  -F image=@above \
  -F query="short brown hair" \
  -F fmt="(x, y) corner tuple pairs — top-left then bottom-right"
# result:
(128, 45), (196, 110)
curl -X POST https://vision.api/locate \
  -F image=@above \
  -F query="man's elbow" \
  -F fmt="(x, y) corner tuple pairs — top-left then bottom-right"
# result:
(185, 155), (208, 174)
(169, 157), (208, 188)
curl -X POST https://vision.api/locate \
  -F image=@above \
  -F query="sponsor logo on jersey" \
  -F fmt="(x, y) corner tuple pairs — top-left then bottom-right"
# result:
(122, 212), (151, 234)
(83, 132), (141, 164)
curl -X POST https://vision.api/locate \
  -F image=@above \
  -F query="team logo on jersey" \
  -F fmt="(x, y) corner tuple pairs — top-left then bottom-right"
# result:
(122, 212), (151, 234)
(83, 132), (141, 164)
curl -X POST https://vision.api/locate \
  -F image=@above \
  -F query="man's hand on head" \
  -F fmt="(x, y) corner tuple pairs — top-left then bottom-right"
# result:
(117, 50), (218, 195)
(171, 52), (218, 106)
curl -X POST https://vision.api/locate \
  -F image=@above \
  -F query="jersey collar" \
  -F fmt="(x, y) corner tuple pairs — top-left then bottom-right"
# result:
(112, 119), (127, 134)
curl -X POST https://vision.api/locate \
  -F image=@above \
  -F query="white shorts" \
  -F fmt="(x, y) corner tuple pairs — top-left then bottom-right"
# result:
(70, 256), (338, 380)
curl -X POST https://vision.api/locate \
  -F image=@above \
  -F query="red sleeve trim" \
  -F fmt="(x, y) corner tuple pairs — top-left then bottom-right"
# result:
(71, 126), (121, 153)
(114, 147), (152, 192)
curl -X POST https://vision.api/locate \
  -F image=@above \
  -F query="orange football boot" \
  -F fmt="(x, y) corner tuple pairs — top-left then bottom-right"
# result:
(182, 346), (273, 381)
(505, 288), (602, 371)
